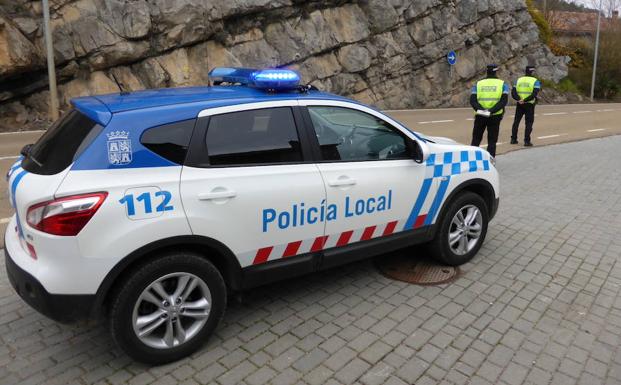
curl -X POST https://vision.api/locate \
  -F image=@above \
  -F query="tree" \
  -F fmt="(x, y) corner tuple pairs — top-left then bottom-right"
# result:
(532, 0), (598, 13)
(588, 0), (621, 17)
(568, 18), (621, 99)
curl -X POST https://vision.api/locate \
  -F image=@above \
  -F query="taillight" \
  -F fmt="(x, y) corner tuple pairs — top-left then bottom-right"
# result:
(26, 192), (107, 236)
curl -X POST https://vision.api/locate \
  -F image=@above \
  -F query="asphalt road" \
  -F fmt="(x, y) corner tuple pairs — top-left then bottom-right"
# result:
(1, 103), (620, 245)
(389, 103), (621, 150)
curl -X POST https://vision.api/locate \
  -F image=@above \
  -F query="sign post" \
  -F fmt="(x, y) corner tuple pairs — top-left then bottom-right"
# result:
(590, 0), (603, 102)
(42, 0), (59, 121)
(447, 50), (457, 79)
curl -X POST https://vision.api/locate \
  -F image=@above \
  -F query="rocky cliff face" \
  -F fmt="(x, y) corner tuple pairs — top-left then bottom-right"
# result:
(0, 0), (568, 128)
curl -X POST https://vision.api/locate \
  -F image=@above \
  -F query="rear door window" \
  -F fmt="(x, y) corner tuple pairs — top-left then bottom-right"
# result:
(22, 110), (103, 175)
(205, 107), (303, 166)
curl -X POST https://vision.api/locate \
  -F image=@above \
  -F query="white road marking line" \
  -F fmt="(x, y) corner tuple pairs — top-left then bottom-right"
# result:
(537, 134), (567, 139)
(600, 109), (614, 112)
(386, 103), (621, 113)
(0, 155), (19, 161)
(587, 128), (607, 132)
(0, 218), (10, 225)
(0, 130), (45, 136)
(480, 142), (505, 148)
(418, 120), (455, 124)
(466, 118), (474, 121)
(385, 107), (472, 112)
(572, 110), (592, 114)
(542, 112), (568, 116)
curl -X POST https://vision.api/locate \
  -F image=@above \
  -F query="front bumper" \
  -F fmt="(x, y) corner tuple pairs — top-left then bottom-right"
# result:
(490, 197), (500, 220)
(5, 244), (95, 323)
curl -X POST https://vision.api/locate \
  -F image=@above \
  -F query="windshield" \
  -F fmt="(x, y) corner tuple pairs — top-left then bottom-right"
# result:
(22, 110), (103, 175)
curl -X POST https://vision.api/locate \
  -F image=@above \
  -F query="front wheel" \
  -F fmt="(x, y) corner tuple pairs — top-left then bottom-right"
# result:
(109, 252), (226, 364)
(428, 192), (489, 266)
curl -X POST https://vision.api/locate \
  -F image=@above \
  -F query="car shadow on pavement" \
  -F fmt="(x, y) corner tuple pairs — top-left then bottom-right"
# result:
(0, 244), (446, 377)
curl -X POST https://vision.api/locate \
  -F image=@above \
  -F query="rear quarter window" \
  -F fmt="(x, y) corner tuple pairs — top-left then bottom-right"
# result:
(140, 119), (196, 164)
(22, 110), (103, 175)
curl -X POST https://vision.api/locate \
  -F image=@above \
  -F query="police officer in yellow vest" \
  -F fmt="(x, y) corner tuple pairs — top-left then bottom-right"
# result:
(511, 66), (541, 146)
(470, 64), (509, 158)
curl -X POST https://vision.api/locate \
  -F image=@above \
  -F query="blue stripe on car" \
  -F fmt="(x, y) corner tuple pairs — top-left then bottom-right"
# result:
(424, 176), (451, 226)
(10, 169), (28, 238)
(404, 178), (433, 230)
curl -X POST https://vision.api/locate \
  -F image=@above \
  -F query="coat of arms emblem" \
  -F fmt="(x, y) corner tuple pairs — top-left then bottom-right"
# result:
(106, 130), (132, 165)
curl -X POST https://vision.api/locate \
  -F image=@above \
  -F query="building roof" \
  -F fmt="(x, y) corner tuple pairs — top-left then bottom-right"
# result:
(549, 11), (617, 35)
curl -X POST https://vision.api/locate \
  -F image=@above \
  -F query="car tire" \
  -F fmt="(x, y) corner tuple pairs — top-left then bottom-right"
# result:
(109, 251), (226, 365)
(428, 192), (489, 266)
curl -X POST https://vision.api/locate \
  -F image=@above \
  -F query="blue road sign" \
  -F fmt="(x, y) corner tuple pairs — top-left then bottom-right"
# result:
(447, 51), (457, 66)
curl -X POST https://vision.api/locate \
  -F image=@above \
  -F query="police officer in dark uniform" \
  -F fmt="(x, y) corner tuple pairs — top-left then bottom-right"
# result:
(470, 64), (509, 158)
(511, 66), (541, 147)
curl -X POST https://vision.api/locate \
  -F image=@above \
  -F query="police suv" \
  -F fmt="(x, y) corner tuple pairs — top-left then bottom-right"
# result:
(5, 68), (499, 364)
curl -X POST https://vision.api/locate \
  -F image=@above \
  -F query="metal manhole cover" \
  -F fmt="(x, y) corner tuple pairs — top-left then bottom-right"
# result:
(376, 254), (460, 285)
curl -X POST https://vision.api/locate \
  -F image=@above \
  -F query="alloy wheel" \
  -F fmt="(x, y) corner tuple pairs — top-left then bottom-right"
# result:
(132, 272), (212, 349)
(448, 204), (483, 256)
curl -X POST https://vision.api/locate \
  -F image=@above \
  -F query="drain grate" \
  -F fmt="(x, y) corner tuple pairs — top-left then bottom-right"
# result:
(376, 253), (460, 285)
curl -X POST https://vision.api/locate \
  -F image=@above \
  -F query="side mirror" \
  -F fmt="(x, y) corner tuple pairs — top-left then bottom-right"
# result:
(412, 140), (430, 164)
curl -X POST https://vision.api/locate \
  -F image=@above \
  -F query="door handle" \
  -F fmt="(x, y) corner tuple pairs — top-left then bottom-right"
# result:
(328, 176), (357, 187)
(198, 190), (237, 200)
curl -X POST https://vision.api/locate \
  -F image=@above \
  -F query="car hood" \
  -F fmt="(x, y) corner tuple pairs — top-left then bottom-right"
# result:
(420, 134), (458, 145)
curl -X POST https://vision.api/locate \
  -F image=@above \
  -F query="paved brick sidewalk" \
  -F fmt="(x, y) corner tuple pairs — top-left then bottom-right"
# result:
(2, 136), (621, 385)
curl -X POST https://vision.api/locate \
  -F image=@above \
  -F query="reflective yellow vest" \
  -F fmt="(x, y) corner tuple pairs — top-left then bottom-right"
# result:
(515, 76), (538, 104)
(476, 78), (505, 116)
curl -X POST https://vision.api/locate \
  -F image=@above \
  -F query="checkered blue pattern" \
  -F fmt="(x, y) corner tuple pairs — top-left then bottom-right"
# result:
(425, 150), (490, 178)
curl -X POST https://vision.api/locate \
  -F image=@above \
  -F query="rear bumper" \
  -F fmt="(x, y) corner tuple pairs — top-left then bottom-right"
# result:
(4, 244), (95, 323)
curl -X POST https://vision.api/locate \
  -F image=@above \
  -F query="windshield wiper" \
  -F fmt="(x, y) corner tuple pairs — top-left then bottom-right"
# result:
(20, 143), (42, 166)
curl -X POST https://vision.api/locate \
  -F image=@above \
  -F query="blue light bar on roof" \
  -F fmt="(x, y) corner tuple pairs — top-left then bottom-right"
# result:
(251, 69), (300, 90)
(208, 67), (301, 90)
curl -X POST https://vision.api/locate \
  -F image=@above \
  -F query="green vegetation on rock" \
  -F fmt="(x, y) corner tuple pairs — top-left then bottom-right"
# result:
(526, 0), (553, 45)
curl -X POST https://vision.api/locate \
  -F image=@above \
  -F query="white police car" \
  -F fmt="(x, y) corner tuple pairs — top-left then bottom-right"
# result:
(5, 68), (499, 364)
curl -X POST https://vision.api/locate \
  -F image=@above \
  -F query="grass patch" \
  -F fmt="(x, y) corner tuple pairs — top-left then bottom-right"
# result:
(541, 77), (581, 94)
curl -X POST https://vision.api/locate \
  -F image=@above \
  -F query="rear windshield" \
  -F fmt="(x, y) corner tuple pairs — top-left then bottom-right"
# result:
(22, 110), (103, 175)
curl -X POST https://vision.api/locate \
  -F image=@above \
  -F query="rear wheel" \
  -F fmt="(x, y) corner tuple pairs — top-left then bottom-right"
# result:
(109, 252), (226, 364)
(428, 192), (489, 266)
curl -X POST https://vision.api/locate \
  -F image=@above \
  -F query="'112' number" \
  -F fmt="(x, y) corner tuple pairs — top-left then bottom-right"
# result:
(120, 190), (173, 217)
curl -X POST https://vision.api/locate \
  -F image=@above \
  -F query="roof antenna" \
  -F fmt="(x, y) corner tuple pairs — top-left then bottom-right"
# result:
(299, 84), (318, 93)
(111, 73), (131, 95)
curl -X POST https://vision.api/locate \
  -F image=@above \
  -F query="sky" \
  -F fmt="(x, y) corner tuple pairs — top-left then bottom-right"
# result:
(570, 0), (621, 12)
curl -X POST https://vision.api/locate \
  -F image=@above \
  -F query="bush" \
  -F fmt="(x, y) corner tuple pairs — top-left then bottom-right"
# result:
(549, 39), (589, 69)
(541, 77), (581, 94)
(558, 78), (581, 93)
(563, 27), (621, 99)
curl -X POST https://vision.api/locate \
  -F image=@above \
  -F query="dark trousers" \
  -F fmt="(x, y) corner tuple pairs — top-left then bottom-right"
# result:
(471, 114), (502, 157)
(511, 103), (535, 143)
